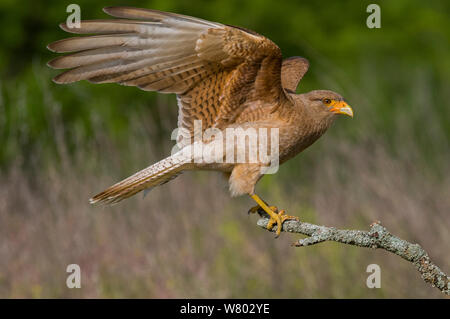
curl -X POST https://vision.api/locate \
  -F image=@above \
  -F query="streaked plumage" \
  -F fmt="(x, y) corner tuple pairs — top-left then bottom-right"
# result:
(48, 7), (353, 235)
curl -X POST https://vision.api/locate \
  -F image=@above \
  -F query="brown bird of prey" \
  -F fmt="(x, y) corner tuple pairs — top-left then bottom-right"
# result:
(47, 7), (353, 237)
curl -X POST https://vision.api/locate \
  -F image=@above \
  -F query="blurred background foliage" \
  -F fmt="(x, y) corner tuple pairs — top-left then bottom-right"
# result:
(0, 0), (449, 298)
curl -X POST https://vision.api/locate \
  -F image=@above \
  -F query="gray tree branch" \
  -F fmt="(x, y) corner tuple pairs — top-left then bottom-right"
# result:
(256, 216), (449, 295)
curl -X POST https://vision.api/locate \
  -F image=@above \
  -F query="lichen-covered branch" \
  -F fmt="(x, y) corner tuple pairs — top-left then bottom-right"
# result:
(256, 216), (449, 295)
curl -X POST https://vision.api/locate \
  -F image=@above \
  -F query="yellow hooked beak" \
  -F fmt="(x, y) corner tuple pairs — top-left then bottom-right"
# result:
(329, 101), (354, 118)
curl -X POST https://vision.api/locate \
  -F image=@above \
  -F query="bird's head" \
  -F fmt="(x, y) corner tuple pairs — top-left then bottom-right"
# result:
(294, 90), (353, 119)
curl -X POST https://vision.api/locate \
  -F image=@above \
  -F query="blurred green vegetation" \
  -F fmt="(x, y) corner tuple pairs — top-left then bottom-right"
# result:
(0, 0), (449, 170)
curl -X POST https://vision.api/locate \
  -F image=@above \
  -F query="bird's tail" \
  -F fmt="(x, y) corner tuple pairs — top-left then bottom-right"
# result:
(89, 152), (191, 205)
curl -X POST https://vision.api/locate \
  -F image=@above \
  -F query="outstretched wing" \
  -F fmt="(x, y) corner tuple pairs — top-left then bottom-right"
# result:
(47, 6), (285, 137)
(280, 56), (309, 93)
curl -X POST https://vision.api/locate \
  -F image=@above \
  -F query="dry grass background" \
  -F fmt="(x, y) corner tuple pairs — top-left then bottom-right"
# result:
(0, 70), (448, 298)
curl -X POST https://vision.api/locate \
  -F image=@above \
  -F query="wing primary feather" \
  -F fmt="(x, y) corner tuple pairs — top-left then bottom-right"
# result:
(86, 54), (201, 84)
(103, 6), (222, 28)
(59, 19), (162, 34)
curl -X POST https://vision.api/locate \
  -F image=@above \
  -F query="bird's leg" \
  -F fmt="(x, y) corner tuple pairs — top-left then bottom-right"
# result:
(249, 194), (299, 237)
(247, 197), (278, 215)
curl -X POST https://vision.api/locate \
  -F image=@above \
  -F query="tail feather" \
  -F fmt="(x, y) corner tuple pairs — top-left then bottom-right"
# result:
(90, 153), (190, 205)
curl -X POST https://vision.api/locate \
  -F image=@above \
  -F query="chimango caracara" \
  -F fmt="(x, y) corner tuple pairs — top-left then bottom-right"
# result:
(47, 7), (353, 237)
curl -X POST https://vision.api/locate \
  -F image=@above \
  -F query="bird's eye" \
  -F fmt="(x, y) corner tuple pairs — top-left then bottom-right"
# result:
(323, 98), (332, 105)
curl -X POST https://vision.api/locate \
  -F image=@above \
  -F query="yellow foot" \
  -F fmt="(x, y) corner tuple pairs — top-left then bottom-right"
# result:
(248, 194), (299, 238)
(266, 209), (299, 238)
